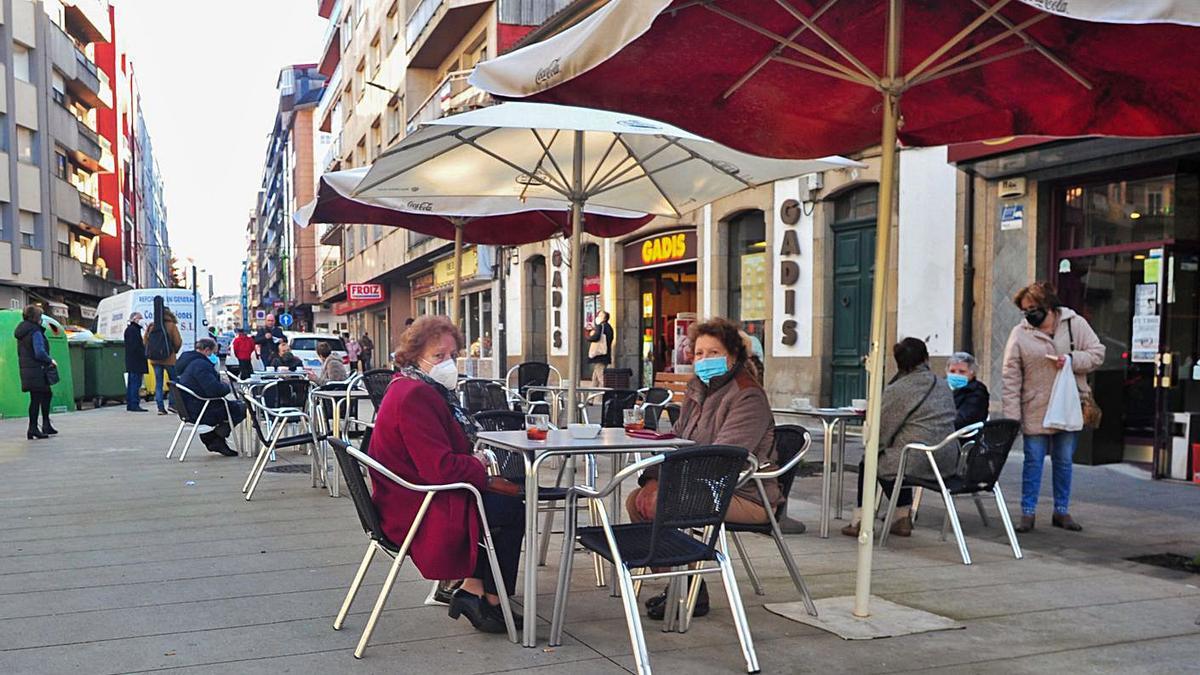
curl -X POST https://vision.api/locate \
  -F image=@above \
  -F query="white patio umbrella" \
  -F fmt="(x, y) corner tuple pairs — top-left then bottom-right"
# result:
(354, 101), (861, 422)
(295, 167), (650, 323)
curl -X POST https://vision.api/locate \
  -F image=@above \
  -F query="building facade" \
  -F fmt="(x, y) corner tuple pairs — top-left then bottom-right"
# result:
(251, 63), (326, 329)
(0, 0), (169, 323)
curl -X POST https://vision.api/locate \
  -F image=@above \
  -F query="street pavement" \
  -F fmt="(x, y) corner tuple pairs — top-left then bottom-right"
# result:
(1, 405), (1198, 674)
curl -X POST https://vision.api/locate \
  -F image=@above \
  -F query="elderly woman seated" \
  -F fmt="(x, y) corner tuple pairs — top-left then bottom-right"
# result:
(946, 351), (990, 429)
(842, 337), (958, 538)
(625, 317), (777, 620)
(367, 316), (524, 634)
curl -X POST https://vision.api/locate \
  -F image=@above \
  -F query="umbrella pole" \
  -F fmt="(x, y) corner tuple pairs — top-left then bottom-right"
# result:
(451, 220), (464, 326)
(566, 130), (585, 425)
(854, 0), (902, 619)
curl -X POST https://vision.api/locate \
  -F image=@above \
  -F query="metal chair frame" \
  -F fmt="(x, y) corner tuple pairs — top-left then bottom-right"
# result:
(165, 382), (241, 462)
(240, 389), (317, 501)
(878, 421), (1023, 565)
(308, 378), (361, 492)
(725, 426), (818, 617)
(550, 449), (760, 675)
(329, 440), (518, 656)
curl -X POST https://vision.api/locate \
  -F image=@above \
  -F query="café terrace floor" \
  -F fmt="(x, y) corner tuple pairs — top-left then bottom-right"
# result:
(1, 405), (1198, 674)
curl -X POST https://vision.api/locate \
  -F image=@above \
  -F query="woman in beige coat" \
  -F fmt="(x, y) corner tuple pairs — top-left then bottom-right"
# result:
(625, 316), (776, 620)
(1002, 282), (1104, 533)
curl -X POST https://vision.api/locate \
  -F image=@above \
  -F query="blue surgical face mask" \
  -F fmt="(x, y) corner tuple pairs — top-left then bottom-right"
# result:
(694, 356), (729, 384)
(946, 373), (969, 390)
(207, 353), (219, 366)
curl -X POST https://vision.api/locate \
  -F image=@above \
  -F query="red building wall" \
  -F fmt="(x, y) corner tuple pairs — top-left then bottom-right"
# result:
(94, 5), (123, 282)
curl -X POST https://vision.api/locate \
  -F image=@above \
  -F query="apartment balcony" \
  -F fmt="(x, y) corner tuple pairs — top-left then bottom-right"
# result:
(49, 24), (106, 108)
(317, 0), (344, 77)
(319, 222), (343, 246)
(79, 193), (104, 234)
(406, 0), (491, 69)
(74, 119), (104, 169)
(316, 62), (342, 132)
(99, 136), (115, 173)
(406, 69), (491, 133)
(63, 0), (112, 44)
(322, 132), (343, 171)
(320, 263), (345, 301)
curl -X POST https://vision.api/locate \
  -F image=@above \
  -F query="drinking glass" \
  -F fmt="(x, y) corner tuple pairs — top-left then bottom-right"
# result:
(623, 408), (644, 432)
(525, 414), (550, 441)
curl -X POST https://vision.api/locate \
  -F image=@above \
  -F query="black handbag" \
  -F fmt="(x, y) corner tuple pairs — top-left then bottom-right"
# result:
(44, 362), (60, 386)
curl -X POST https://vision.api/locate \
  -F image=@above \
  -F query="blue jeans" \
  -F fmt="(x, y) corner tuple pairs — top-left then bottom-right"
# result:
(1021, 432), (1079, 516)
(126, 372), (143, 410)
(153, 363), (176, 412)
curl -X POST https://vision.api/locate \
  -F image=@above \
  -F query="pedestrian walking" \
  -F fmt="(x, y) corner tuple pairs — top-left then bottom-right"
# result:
(359, 332), (374, 371)
(14, 305), (58, 439)
(586, 310), (613, 387)
(254, 315), (286, 365)
(1002, 282), (1104, 533)
(123, 312), (149, 412)
(145, 307), (183, 415)
(345, 333), (360, 373)
(231, 327), (256, 380)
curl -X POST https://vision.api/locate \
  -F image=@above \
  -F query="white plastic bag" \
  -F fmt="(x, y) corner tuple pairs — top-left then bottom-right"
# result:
(1043, 355), (1083, 432)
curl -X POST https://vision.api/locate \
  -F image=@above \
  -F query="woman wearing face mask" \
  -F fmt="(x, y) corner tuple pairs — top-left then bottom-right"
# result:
(946, 351), (990, 429)
(841, 338), (958, 538)
(624, 317), (776, 620)
(366, 316), (525, 634)
(1002, 282), (1104, 533)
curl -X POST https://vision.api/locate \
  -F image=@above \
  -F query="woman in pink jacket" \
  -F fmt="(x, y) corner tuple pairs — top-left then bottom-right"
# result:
(1002, 282), (1104, 533)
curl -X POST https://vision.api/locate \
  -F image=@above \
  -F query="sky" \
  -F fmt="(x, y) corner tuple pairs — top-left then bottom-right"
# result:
(114, 0), (327, 296)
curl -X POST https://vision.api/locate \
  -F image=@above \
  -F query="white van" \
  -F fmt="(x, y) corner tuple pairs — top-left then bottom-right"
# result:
(283, 331), (349, 376)
(95, 289), (207, 354)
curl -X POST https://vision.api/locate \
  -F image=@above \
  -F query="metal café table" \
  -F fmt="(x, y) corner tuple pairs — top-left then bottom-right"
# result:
(230, 371), (309, 458)
(475, 428), (694, 647)
(772, 407), (864, 538)
(310, 387), (372, 497)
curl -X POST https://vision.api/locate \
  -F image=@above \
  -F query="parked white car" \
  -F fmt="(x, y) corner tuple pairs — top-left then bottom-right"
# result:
(283, 331), (350, 376)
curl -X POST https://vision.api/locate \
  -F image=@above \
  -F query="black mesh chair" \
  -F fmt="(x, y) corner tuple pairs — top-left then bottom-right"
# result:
(327, 438), (518, 657)
(262, 378), (311, 410)
(589, 388), (640, 428)
(879, 419), (1023, 565)
(637, 387), (674, 432)
(240, 387), (318, 501)
(359, 368), (396, 414)
(505, 361), (559, 414)
(550, 445), (760, 675)
(165, 383), (242, 462)
(725, 425), (817, 616)
(460, 378), (511, 414)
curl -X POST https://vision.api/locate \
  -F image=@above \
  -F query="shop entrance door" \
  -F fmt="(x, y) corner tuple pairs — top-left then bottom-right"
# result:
(1153, 244), (1200, 477)
(831, 221), (875, 407)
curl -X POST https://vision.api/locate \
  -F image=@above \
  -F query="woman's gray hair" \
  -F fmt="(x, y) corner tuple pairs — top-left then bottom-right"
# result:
(947, 351), (976, 373)
(195, 337), (218, 352)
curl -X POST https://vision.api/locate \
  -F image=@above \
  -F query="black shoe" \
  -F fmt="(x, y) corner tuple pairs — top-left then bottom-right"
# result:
(207, 442), (238, 457)
(644, 586), (669, 611)
(447, 589), (507, 634)
(127, 407), (149, 413)
(484, 599), (523, 630)
(40, 422), (58, 435)
(432, 579), (463, 605)
(27, 427), (48, 440)
(157, 409), (169, 415)
(647, 580), (708, 620)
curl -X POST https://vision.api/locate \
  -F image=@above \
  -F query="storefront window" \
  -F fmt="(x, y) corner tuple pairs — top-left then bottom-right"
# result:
(1057, 174), (1198, 252)
(727, 210), (768, 340)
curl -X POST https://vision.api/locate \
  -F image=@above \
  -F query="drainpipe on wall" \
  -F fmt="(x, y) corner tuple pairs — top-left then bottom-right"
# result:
(960, 167), (976, 355)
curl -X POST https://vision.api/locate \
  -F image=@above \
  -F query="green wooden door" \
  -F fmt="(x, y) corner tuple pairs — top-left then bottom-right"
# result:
(831, 221), (875, 407)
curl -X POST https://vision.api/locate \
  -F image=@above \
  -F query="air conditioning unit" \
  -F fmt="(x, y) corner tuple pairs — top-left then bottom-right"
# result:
(309, 283), (318, 293)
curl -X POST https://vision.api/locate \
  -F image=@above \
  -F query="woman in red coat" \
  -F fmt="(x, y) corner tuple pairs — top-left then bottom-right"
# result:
(368, 315), (524, 634)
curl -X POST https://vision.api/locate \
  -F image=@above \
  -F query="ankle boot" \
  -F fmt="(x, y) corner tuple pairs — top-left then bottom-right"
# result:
(41, 420), (58, 435)
(27, 425), (48, 439)
(1015, 515), (1035, 533)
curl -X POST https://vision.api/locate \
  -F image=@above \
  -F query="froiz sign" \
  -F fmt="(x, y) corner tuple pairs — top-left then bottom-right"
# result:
(347, 283), (384, 301)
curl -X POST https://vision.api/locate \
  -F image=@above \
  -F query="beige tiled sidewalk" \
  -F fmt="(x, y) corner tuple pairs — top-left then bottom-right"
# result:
(1, 406), (1197, 674)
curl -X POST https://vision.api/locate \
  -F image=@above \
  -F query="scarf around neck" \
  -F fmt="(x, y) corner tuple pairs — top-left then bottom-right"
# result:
(398, 364), (479, 442)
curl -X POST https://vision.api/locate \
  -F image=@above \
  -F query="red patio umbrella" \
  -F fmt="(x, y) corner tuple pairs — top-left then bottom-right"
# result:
(297, 168), (651, 321)
(472, 0), (1200, 618)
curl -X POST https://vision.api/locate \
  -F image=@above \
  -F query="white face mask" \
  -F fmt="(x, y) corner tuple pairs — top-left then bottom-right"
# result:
(422, 357), (458, 390)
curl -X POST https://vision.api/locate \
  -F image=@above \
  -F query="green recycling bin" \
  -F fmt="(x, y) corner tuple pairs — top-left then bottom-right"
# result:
(69, 341), (86, 405)
(0, 310), (76, 418)
(85, 340), (128, 408)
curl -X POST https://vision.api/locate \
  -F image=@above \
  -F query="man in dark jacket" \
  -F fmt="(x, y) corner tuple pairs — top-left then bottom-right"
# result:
(124, 312), (149, 412)
(947, 351), (990, 430)
(176, 338), (245, 456)
(586, 310), (614, 386)
(254, 314), (286, 365)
